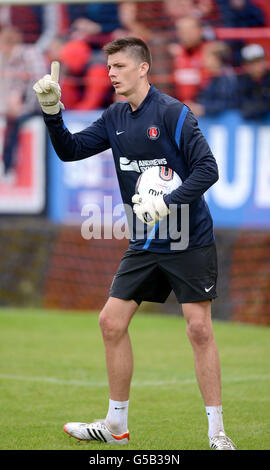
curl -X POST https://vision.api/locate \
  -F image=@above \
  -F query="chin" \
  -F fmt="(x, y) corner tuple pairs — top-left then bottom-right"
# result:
(115, 88), (126, 96)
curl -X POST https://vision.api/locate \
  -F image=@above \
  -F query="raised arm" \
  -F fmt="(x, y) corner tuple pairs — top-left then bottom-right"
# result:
(33, 62), (110, 161)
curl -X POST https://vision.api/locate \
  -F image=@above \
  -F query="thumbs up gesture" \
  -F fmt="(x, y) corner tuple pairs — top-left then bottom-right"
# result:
(33, 61), (64, 114)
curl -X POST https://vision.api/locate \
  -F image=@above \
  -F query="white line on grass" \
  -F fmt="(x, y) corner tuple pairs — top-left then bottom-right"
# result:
(0, 373), (270, 387)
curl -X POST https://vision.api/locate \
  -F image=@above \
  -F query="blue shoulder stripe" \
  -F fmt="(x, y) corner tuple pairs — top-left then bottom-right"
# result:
(174, 105), (188, 148)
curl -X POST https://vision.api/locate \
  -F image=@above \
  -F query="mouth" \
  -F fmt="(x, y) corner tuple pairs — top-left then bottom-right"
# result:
(112, 81), (121, 88)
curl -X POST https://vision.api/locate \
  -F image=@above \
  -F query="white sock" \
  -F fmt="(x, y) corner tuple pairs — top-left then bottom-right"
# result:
(105, 399), (129, 434)
(205, 405), (225, 438)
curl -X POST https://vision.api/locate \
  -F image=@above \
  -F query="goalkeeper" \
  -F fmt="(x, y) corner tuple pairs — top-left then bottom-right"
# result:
(33, 37), (236, 450)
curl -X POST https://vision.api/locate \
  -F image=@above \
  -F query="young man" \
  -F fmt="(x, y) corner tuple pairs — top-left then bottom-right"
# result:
(33, 37), (236, 450)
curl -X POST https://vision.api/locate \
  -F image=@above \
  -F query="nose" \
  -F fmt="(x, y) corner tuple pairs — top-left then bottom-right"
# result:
(108, 67), (115, 79)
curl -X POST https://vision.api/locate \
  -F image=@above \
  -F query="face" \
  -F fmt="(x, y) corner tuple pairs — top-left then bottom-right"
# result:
(107, 50), (148, 96)
(230, 0), (245, 9)
(176, 17), (202, 48)
(203, 51), (220, 71)
(245, 59), (267, 79)
(165, 0), (194, 19)
(0, 27), (21, 53)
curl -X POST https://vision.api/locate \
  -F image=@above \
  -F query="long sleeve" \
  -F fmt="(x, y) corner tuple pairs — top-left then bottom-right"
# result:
(164, 109), (219, 207)
(43, 109), (110, 161)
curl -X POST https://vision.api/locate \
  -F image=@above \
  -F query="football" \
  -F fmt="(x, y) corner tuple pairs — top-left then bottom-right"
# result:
(135, 166), (182, 198)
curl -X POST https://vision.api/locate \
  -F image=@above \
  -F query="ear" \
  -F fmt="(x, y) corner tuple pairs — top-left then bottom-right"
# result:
(140, 61), (150, 77)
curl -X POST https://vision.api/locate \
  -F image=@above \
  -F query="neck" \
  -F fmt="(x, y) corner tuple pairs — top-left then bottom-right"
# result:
(126, 81), (151, 111)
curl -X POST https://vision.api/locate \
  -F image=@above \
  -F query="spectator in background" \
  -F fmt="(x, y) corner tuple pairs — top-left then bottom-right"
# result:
(164, 0), (198, 23)
(164, 0), (219, 31)
(68, 2), (151, 47)
(216, 0), (266, 65)
(195, 0), (220, 25)
(58, 39), (112, 110)
(45, 35), (66, 67)
(67, 2), (121, 49)
(68, 2), (121, 35)
(0, 26), (47, 182)
(0, 5), (64, 52)
(170, 16), (206, 103)
(188, 41), (238, 116)
(217, 0), (265, 27)
(238, 43), (270, 119)
(111, 2), (152, 42)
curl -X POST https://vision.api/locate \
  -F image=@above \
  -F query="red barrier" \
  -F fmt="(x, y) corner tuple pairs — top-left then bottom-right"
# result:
(214, 27), (270, 40)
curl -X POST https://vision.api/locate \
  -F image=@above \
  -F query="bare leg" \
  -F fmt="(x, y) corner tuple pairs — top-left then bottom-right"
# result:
(99, 297), (138, 401)
(182, 300), (221, 406)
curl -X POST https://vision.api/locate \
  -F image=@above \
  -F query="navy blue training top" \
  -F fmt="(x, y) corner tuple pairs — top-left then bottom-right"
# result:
(43, 85), (219, 253)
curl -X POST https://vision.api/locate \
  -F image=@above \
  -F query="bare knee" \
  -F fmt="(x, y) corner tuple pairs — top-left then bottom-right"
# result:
(99, 310), (124, 343)
(99, 297), (138, 343)
(99, 313), (122, 343)
(99, 298), (137, 343)
(183, 301), (214, 348)
(186, 319), (213, 347)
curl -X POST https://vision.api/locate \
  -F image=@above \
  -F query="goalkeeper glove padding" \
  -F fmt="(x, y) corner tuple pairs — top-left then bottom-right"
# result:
(33, 61), (64, 114)
(132, 194), (170, 226)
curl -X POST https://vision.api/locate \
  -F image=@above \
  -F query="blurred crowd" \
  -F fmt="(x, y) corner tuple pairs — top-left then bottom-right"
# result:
(1, 0), (270, 179)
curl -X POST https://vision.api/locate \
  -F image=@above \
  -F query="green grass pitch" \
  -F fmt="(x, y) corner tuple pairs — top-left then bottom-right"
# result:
(0, 309), (269, 450)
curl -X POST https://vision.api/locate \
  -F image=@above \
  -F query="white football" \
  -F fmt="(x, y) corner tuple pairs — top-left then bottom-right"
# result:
(135, 166), (182, 197)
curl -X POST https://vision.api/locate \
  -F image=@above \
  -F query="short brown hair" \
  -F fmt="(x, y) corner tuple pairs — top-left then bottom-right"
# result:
(103, 37), (152, 72)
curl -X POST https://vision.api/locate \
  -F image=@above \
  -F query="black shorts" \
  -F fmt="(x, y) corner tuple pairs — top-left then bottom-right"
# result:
(109, 244), (218, 305)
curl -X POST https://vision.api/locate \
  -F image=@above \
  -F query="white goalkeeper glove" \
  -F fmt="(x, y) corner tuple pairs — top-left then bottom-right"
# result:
(33, 61), (64, 114)
(132, 194), (170, 226)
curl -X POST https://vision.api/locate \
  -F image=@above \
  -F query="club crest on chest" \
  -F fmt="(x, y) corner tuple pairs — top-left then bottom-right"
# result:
(147, 126), (160, 140)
